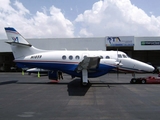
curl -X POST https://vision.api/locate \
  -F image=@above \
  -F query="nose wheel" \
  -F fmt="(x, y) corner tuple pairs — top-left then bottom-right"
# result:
(80, 78), (90, 86)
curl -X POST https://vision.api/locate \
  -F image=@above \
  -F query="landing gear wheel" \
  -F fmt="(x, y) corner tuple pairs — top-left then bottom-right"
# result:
(80, 77), (90, 87)
(141, 79), (146, 84)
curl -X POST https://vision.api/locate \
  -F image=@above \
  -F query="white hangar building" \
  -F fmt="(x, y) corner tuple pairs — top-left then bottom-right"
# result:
(0, 36), (160, 71)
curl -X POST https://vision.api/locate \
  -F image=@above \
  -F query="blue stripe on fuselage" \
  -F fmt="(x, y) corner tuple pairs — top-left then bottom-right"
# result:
(15, 61), (116, 78)
(16, 61), (77, 71)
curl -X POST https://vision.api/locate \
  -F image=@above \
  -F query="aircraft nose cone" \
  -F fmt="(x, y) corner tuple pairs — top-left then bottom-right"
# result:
(145, 64), (155, 72)
(149, 66), (155, 72)
(134, 59), (155, 72)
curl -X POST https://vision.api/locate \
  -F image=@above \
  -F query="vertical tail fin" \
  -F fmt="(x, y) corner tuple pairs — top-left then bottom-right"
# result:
(5, 27), (45, 59)
(5, 27), (31, 46)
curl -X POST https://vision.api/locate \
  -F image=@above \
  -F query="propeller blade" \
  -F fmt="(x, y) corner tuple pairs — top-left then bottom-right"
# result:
(116, 60), (121, 80)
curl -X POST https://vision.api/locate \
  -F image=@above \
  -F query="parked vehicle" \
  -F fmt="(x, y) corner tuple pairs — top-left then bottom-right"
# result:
(130, 76), (160, 84)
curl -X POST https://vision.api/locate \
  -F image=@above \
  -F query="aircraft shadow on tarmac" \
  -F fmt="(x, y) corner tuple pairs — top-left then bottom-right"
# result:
(0, 79), (131, 96)
(0, 80), (18, 85)
(67, 79), (91, 96)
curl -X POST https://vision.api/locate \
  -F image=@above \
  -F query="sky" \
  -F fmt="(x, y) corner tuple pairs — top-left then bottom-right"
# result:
(0, 0), (160, 39)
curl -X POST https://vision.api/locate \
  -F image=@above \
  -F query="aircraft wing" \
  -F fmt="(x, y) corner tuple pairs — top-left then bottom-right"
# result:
(76, 57), (100, 72)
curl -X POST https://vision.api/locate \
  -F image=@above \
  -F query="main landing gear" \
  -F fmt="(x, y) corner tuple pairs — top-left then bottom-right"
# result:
(81, 69), (90, 86)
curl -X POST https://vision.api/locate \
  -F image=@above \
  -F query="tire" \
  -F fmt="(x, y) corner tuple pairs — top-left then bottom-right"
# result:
(131, 78), (137, 84)
(80, 77), (90, 87)
(141, 79), (146, 84)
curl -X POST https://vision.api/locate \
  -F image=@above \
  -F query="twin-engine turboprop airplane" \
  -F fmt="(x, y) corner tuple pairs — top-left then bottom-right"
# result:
(4, 27), (154, 85)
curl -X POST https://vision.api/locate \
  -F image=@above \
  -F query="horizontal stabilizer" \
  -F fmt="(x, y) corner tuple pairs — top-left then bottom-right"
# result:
(6, 41), (32, 47)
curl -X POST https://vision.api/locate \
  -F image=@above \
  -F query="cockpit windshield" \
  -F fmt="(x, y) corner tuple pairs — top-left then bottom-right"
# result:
(118, 54), (128, 58)
(122, 54), (127, 58)
(118, 54), (122, 58)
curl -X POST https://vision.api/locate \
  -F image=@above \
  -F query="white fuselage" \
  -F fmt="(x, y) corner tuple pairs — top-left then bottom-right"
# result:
(15, 50), (154, 74)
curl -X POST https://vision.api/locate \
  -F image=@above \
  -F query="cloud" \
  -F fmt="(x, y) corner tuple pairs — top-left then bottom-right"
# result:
(14, 1), (30, 15)
(1, 0), (160, 38)
(75, 0), (160, 37)
(0, 0), (74, 38)
(79, 28), (93, 37)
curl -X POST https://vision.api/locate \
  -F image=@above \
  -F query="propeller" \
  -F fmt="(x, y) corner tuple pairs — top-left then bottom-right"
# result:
(116, 49), (123, 79)
(116, 60), (121, 79)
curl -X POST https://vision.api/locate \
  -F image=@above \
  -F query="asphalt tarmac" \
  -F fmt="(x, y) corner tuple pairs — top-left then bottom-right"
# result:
(0, 72), (160, 120)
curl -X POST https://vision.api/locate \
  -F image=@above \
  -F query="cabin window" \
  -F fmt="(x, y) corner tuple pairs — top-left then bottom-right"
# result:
(62, 55), (66, 60)
(69, 55), (73, 60)
(118, 54), (122, 58)
(100, 56), (103, 59)
(75, 55), (80, 60)
(83, 55), (87, 58)
(105, 56), (110, 59)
